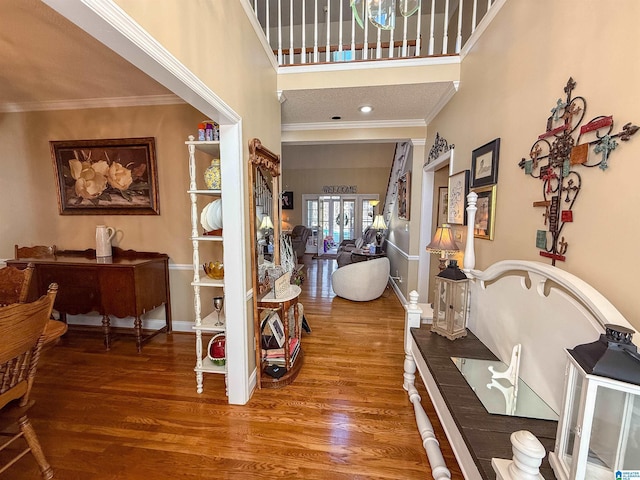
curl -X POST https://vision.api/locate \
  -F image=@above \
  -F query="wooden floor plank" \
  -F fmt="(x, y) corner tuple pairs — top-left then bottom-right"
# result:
(4, 256), (464, 479)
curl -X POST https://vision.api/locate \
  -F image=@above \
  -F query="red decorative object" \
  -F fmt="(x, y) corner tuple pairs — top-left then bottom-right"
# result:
(580, 115), (613, 134)
(561, 210), (573, 222)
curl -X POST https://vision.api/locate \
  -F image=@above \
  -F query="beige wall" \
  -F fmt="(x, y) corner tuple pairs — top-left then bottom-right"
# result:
(281, 143), (395, 226)
(428, 0), (640, 325)
(0, 103), (206, 322)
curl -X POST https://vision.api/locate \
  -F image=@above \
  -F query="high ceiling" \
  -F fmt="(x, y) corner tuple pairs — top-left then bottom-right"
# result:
(0, 0), (451, 128)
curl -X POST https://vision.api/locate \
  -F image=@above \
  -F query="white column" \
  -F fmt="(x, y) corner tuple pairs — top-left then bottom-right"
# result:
(464, 191), (477, 272)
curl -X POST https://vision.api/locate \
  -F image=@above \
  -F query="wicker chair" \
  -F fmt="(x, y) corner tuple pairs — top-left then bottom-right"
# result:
(0, 283), (58, 479)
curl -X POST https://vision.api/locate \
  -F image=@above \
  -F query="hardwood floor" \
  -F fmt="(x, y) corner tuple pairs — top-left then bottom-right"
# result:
(4, 256), (463, 479)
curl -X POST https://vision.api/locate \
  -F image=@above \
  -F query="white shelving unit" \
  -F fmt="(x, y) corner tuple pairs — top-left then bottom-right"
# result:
(186, 136), (228, 392)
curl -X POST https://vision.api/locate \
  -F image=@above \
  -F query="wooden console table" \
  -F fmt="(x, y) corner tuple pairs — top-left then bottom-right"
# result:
(7, 247), (171, 352)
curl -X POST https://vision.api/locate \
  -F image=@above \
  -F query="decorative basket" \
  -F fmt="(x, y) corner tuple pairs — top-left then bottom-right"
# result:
(207, 333), (226, 366)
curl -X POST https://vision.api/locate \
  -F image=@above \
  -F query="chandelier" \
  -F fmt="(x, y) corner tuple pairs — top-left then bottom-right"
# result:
(351, 0), (421, 30)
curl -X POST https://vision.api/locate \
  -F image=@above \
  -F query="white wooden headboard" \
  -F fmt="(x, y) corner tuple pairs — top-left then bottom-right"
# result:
(467, 260), (635, 414)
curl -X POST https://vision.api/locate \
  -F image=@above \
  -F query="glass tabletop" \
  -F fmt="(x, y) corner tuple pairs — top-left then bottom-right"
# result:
(451, 356), (558, 421)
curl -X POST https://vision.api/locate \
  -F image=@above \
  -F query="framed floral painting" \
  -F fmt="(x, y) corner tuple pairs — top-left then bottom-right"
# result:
(50, 137), (159, 215)
(447, 170), (469, 225)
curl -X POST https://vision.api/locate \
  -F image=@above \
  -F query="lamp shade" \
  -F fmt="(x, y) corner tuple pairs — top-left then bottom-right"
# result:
(426, 224), (459, 254)
(371, 214), (387, 230)
(259, 215), (274, 230)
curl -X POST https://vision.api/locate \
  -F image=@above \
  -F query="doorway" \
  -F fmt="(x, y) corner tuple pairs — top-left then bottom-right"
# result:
(303, 194), (379, 255)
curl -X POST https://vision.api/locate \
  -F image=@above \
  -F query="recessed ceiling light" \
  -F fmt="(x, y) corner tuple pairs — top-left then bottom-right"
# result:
(359, 105), (373, 113)
(332, 115), (342, 120)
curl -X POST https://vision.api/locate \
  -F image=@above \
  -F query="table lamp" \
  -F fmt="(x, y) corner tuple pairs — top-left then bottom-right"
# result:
(426, 224), (459, 271)
(259, 215), (274, 252)
(371, 214), (387, 253)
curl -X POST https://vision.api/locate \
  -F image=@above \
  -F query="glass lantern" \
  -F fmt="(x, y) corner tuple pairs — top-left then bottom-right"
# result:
(431, 260), (469, 340)
(550, 325), (640, 480)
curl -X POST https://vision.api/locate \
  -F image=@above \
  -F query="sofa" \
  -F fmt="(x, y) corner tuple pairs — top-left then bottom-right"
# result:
(331, 257), (390, 301)
(336, 227), (382, 267)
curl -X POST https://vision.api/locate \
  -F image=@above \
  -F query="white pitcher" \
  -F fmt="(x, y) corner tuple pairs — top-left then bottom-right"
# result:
(96, 225), (116, 258)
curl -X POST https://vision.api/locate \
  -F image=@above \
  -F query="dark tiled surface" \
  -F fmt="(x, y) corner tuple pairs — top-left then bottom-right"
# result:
(411, 328), (557, 480)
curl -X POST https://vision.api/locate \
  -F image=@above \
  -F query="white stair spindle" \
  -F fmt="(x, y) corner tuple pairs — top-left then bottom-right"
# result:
(277, 0), (283, 65)
(265, 0), (270, 47)
(338, 0), (344, 58)
(313, 0), (319, 63)
(289, 0), (294, 64)
(415, 0), (422, 56)
(376, 24), (382, 58)
(351, 5), (356, 59)
(363, 3), (369, 60)
(301, 0), (306, 63)
(472, 0), (478, 33)
(488, 0), (492, 13)
(325, 0), (331, 62)
(401, 10), (409, 57)
(442, 0), (450, 54)
(455, 0), (463, 53)
(464, 191), (477, 272)
(428, 0), (435, 55)
(388, 15), (395, 58)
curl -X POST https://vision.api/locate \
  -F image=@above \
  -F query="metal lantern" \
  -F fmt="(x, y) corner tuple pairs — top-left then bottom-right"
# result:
(431, 260), (469, 340)
(549, 324), (640, 480)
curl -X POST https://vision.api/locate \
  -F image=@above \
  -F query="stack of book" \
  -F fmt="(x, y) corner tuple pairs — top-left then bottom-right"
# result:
(263, 337), (300, 367)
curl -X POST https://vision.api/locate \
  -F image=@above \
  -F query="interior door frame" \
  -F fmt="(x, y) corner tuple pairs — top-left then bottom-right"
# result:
(417, 148), (454, 303)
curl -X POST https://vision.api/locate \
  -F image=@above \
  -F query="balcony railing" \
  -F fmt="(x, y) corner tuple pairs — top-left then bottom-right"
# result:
(249, 0), (500, 66)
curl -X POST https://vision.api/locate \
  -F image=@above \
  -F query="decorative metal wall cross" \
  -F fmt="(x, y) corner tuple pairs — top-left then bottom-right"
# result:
(518, 77), (638, 265)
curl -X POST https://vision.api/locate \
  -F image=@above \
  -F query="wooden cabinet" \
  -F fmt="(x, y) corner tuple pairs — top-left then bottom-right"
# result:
(186, 137), (227, 394)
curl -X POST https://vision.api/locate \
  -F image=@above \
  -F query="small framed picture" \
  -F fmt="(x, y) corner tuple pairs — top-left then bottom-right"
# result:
(282, 191), (294, 209)
(267, 312), (286, 348)
(447, 170), (470, 225)
(437, 187), (448, 227)
(473, 185), (497, 240)
(397, 172), (410, 220)
(471, 138), (500, 188)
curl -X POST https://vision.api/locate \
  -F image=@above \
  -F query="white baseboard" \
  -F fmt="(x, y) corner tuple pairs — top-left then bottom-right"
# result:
(66, 313), (193, 333)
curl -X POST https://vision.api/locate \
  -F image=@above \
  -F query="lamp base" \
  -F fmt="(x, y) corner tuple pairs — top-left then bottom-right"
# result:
(438, 257), (447, 271)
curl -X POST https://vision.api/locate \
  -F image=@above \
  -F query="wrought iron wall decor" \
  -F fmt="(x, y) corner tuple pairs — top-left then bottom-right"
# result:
(518, 77), (638, 265)
(427, 132), (454, 164)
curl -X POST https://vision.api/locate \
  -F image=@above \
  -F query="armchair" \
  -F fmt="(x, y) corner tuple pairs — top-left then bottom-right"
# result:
(290, 225), (311, 260)
(331, 257), (390, 301)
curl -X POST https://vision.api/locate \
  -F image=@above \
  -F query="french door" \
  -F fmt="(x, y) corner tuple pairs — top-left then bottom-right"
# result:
(303, 194), (378, 254)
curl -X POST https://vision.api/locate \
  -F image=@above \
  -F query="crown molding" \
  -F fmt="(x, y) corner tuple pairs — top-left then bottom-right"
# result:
(282, 118), (427, 131)
(0, 94), (184, 113)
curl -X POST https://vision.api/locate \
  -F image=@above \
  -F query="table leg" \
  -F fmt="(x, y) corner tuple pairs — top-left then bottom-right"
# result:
(102, 314), (111, 350)
(134, 316), (143, 353)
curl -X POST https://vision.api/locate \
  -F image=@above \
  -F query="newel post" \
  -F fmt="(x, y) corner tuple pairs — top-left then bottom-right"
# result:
(464, 191), (478, 272)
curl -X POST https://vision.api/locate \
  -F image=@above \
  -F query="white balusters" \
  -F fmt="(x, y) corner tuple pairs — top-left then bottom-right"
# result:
(455, 0), (464, 53)
(325, 0), (331, 62)
(313, 0), (319, 62)
(428, 0), (435, 55)
(442, 0), (450, 54)
(350, 7), (356, 59)
(277, 0), (283, 65)
(338, 0), (344, 59)
(301, 0), (306, 63)
(265, 0), (270, 47)
(289, 0), (294, 64)
(415, 0), (422, 56)
(472, 0), (478, 33)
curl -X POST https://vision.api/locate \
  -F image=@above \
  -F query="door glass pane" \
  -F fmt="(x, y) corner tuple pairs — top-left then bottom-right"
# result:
(305, 200), (318, 228)
(452, 282), (466, 330)
(435, 281), (448, 328)
(362, 200), (374, 233)
(342, 200), (356, 241)
(562, 367), (583, 467)
(586, 386), (640, 476)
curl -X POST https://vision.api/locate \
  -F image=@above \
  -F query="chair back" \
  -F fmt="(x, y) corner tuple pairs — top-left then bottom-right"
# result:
(14, 244), (57, 259)
(0, 263), (34, 307)
(0, 284), (57, 409)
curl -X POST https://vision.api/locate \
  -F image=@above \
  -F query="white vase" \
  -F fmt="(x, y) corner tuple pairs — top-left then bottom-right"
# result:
(96, 225), (116, 258)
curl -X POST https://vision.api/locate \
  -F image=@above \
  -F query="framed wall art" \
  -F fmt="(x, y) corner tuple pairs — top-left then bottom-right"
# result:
(281, 191), (294, 209)
(447, 170), (469, 225)
(473, 185), (497, 240)
(50, 137), (159, 215)
(437, 187), (448, 227)
(471, 138), (500, 187)
(397, 171), (411, 220)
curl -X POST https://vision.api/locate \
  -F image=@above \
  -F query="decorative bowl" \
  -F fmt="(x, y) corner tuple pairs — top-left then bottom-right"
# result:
(203, 261), (224, 279)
